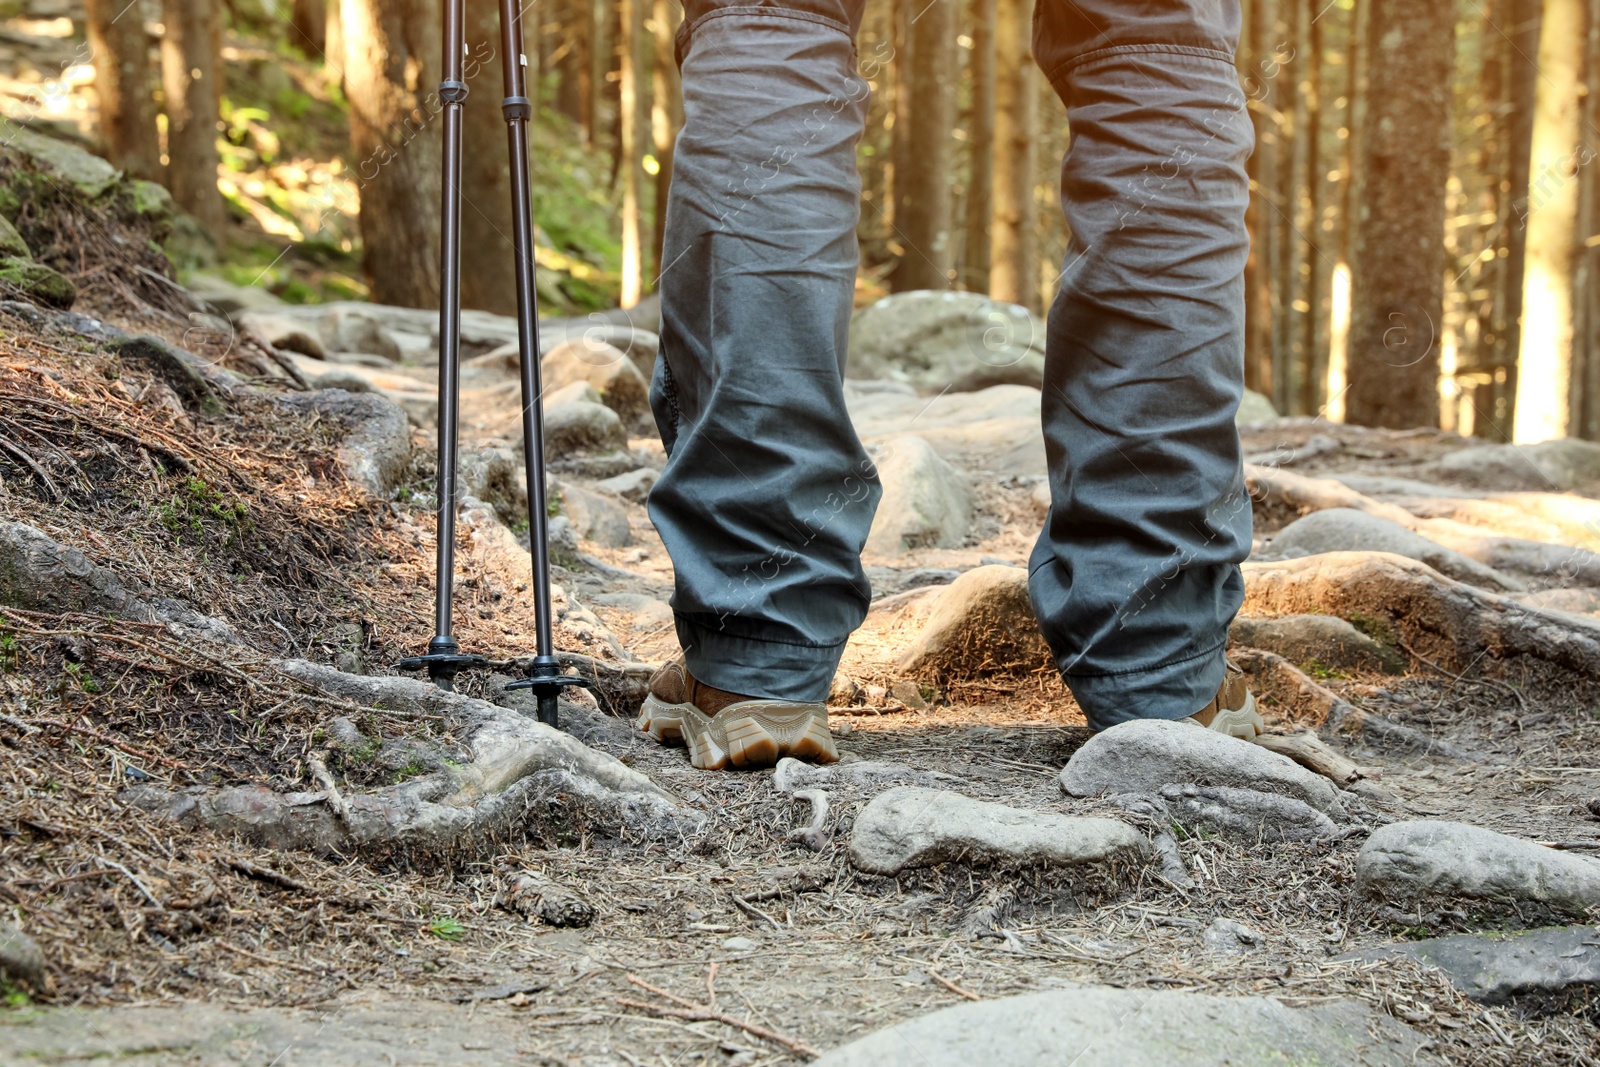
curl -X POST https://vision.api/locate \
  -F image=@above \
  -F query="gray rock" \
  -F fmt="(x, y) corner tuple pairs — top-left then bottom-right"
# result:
(1112, 783), (1339, 842)
(1229, 613), (1404, 673)
(1061, 719), (1348, 820)
(0, 923), (46, 991)
(1432, 438), (1600, 492)
(0, 212), (30, 258)
(588, 591), (673, 631)
(541, 338), (651, 420)
(236, 310), (327, 358)
(0, 257), (75, 309)
(1351, 925), (1600, 1005)
(848, 290), (1046, 392)
(898, 565), (1050, 679)
(866, 435), (975, 555)
(848, 786), (1148, 876)
(1, 125), (119, 197)
(279, 389), (411, 500)
(846, 382), (1045, 478)
(721, 936), (759, 953)
(1357, 821), (1600, 919)
(186, 274), (287, 316)
(3, 998), (534, 1066)
(812, 987), (1438, 1067)
(1236, 388), (1281, 426)
(542, 379), (603, 408)
(593, 466), (658, 503)
(457, 447), (529, 522)
(559, 483), (633, 547)
(310, 369), (375, 394)
(1202, 918), (1264, 955)
(320, 305), (401, 361)
(543, 400), (628, 456)
(1266, 508), (1524, 591)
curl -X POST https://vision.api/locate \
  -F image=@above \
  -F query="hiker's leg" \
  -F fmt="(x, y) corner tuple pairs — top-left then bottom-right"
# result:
(1026, 0), (1255, 731)
(648, 0), (878, 702)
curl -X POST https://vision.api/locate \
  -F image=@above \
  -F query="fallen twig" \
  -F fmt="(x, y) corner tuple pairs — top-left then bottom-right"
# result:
(219, 855), (314, 893)
(621, 973), (819, 1059)
(306, 753), (351, 821)
(731, 893), (783, 932)
(785, 788), (830, 852)
(929, 970), (983, 1001)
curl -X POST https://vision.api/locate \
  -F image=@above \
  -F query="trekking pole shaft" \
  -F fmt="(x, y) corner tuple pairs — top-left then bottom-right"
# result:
(433, 0), (468, 640)
(498, 0), (555, 660)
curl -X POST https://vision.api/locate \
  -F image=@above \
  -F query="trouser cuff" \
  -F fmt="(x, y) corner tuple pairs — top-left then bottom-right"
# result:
(676, 614), (843, 703)
(1064, 643), (1228, 733)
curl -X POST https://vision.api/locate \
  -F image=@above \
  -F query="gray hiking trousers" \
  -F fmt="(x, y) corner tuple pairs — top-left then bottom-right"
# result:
(647, 0), (1254, 731)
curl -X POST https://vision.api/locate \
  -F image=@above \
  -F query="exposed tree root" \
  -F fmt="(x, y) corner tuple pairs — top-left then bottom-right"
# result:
(1243, 552), (1600, 683)
(125, 661), (694, 860)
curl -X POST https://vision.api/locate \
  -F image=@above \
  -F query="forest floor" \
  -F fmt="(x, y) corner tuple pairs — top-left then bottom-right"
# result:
(3, 285), (1600, 1065)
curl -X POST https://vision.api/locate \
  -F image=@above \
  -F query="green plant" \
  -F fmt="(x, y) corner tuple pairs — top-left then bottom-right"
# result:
(64, 661), (99, 694)
(427, 916), (467, 941)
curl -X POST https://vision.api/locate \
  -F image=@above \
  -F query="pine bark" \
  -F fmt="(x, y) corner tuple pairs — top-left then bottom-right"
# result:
(291, 0), (327, 55)
(341, 0), (443, 309)
(1345, 1), (1458, 428)
(990, 0), (1036, 306)
(617, 0), (648, 305)
(459, 0), (517, 315)
(1299, 0), (1324, 416)
(1275, 0), (1305, 415)
(650, 0), (682, 285)
(1243, 0), (1280, 401)
(962, 0), (996, 293)
(160, 0), (224, 232)
(890, 0), (956, 291)
(1511, 0), (1587, 442)
(85, 0), (160, 181)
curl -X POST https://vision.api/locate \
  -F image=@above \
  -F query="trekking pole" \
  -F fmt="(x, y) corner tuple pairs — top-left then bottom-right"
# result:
(494, 0), (591, 727)
(400, 0), (485, 692)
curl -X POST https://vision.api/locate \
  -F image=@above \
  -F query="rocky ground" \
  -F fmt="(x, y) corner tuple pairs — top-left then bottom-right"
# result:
(3, 131), (1600, 1066)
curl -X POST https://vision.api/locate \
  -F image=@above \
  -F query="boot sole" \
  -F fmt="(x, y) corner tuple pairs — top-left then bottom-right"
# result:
(637, 695), (839, 770)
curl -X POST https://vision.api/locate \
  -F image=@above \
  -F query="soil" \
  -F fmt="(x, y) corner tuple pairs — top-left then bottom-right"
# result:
(3, 305), (1600, 1067)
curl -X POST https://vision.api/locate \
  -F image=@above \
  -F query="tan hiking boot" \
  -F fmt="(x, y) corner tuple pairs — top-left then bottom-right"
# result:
(636, 659), (839, 770)
(1186, 661), (1264, 739)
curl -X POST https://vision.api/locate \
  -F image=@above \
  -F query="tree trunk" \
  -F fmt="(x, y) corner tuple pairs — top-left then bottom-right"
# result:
(552, 0), (587, 131)
(1512, 0), (1587, 442)
(161, 0), (224, 232)
(342, 0), (443, 309)
(889, 0), (955, 291)
(1299, 0), (1324, 416)
(1576, 0), (1600, 438)
(459, 0), (516, 315)
(1345, 1), (1458, 428)
(1326, 0), (1367, 424)
(85, 0), (160, 181)
(888, 0), (914, 234)
(650, 0), (682, 286)
(990, 0), (1035, 306)
(1274, 0), (1305, 415)
(617, 0), (647, 305)
(962, 0), (996, 293)
(325, 0), (344, 86)
(1243, 0), (1280, 401)
(589, 0), (611, 153)
(291, 0), (327, 55)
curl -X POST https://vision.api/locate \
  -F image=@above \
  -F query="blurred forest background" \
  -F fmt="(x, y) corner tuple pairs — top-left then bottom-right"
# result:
(2, 0), (1599, 441)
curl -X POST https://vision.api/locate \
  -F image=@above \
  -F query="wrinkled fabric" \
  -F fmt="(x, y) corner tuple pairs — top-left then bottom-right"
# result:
(649, 4), (877, 701)
(1027, 0), (1254, 730)
(651, 0), (1253, 726)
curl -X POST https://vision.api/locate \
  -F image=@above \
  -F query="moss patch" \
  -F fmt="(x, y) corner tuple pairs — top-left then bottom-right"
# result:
(0, 258), (75, 309)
